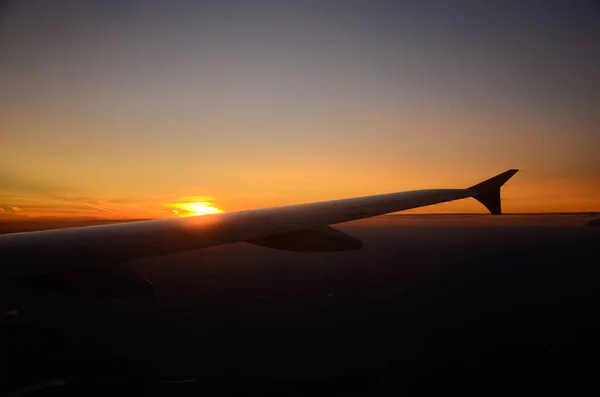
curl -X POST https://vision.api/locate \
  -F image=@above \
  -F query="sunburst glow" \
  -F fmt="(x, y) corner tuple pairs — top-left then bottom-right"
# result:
(169, 201), (224, 217)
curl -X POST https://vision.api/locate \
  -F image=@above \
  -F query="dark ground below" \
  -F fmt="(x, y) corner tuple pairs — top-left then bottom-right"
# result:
(1, 214), (599, 395)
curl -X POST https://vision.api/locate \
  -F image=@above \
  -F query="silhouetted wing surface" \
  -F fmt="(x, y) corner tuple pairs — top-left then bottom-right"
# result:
(0, 170), (517, 277)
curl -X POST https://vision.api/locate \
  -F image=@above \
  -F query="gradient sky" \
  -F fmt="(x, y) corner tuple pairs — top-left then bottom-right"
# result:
(1, 0), (599, 219)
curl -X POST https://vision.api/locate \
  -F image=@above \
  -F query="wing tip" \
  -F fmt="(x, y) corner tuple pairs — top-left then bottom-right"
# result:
(468, 169), (519, 215)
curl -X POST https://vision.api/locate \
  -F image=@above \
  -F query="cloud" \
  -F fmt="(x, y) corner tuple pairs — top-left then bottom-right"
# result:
(0, 204), (22, 215)
(170, 195), (221, 203)
(0, 172), (226, 219)
(0, 193), (171, 219)
(0, 171), (159, 218)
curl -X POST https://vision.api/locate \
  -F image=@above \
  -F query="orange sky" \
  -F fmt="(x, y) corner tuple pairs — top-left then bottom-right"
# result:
(0, 165), (598, 220)
(1, 2), (599, 219)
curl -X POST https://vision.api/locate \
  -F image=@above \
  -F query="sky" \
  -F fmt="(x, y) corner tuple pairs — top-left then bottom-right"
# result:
(1, 0), (599, 219)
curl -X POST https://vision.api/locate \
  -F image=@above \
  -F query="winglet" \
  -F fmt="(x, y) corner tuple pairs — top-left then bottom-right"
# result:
(467, 169), (519, 215)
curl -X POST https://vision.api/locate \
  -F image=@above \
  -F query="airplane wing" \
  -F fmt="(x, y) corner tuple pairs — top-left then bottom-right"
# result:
(0, 169), (518, 295)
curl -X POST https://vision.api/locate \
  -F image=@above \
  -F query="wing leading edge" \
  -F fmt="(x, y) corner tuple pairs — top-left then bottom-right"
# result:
(0, 170), (518, 278)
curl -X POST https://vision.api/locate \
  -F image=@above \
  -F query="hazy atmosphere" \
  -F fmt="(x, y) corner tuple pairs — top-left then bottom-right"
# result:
(1, 1), (599, 218)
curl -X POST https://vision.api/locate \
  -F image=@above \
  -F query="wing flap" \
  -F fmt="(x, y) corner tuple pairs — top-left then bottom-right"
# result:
(246, 226), (363, 252)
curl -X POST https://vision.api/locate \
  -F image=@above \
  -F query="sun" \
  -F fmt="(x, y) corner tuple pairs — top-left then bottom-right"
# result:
(169, 201), (224, 217)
